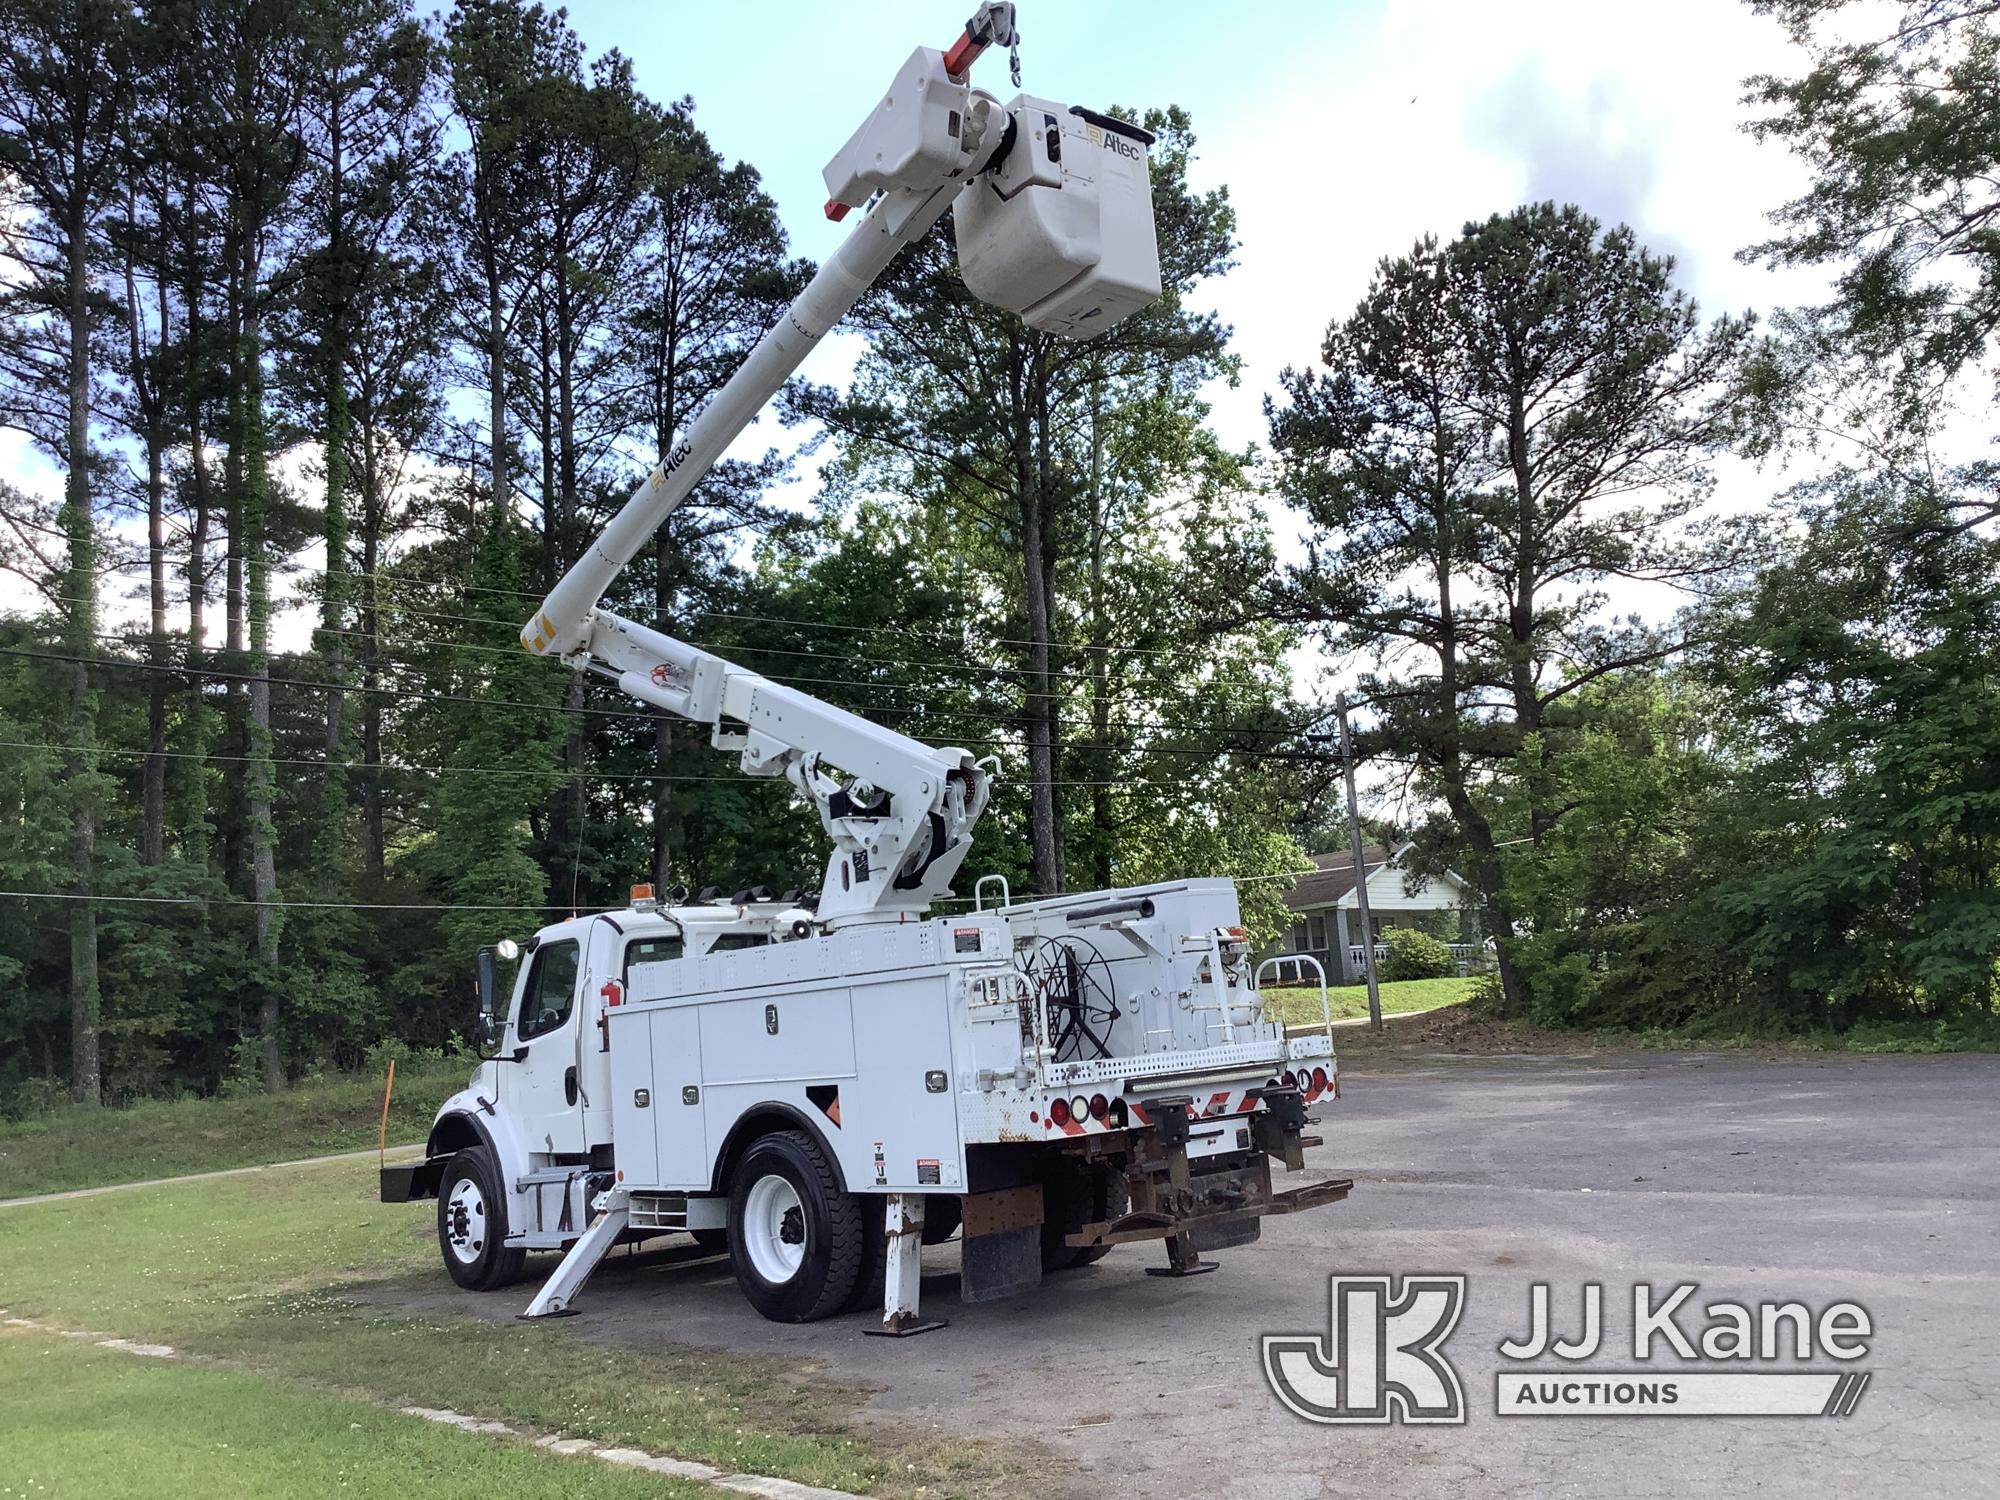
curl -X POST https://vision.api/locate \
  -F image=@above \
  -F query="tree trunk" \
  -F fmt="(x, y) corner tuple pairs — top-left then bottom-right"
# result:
(1085, 368), (1112, 889)
(126, 228), (169, 866)
(1016, 373), (1062, 895)
(237, 218), (283, 1091)
(487, 270), (508, 522)
(651, 533), (677, 889)
(358, 414), (386, 877)
(317, 361), (352, 883)
(63, 201), (101, 1106)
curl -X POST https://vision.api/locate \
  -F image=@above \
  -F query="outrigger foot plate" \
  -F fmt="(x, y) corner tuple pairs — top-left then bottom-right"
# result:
(865, 1316), (949, 1338)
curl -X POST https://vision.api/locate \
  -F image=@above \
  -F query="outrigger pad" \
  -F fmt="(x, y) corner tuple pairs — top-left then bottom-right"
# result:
(865, 1317), (949, 1338)
(1145, 1261), (1219, 1278)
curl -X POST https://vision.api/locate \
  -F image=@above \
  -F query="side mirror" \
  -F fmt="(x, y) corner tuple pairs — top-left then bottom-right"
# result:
(475, 946), (503, 1050)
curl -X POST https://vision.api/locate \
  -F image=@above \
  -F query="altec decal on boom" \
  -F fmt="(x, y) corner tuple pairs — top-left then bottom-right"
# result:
(384, 5), (1349, 1338)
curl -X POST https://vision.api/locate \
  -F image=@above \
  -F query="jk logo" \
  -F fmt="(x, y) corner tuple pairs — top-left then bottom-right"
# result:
(1262, 1274), (1468, 1424)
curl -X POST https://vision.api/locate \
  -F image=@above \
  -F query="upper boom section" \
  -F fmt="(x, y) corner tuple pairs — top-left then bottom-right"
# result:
(516, 7), (1163, 927)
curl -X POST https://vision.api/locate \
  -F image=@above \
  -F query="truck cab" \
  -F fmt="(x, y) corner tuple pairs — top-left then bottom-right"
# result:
(382, 890), (808, 1290)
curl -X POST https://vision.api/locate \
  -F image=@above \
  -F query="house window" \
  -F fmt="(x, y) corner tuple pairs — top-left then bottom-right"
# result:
(1290, 921), (1307, 952)
(1308, 913), (1326, 951)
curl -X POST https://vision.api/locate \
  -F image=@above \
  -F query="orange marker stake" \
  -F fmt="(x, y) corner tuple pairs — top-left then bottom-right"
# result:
(378, 1056), (397, 1165)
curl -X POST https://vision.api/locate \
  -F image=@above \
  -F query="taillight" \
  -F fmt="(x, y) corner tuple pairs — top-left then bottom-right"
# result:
(1049, 1097), (1071, 1127)
(1071, 1095), (1090, 1124)
(1282, 1070), (1297, 1088)
(1312, 1067), (1329, 1092)
(1089, 1093), (1109, 1121)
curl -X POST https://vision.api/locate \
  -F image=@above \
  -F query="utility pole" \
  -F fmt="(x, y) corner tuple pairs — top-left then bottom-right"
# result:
(1336, 693), (1383, 1031)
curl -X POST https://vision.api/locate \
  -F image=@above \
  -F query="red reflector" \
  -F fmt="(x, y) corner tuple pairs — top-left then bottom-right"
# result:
(1049, 1098), (1071, 1127)
(1312, 1067), (1329, 1092)
(1089, 1093), (1109, 1120)
(1282, 1070), (1297, 1089)
(824, 197), (850, 221)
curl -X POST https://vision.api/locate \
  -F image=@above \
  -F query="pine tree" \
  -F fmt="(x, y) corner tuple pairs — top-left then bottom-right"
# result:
(0, 0), (138, 1102)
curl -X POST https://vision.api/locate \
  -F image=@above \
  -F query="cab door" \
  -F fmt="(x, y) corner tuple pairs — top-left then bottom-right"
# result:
(503, 937), (587, 1156)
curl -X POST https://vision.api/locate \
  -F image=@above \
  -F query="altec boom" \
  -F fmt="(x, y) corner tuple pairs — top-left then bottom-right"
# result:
(383, 5), (1350, 1335)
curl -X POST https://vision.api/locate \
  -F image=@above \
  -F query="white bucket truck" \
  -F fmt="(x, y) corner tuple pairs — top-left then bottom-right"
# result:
(381, 5), (1349, 1334)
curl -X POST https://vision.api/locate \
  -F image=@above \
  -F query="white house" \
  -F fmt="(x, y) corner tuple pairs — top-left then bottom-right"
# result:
(1274, 843), (1481, 985)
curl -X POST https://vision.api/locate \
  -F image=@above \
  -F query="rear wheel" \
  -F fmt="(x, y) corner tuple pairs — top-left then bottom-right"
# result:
(920, 1195), (961, 1245)
(1040, 1158), (1127, 1271)
(727, 1131), (865, 1322)
(436, 1146), (526, 1291)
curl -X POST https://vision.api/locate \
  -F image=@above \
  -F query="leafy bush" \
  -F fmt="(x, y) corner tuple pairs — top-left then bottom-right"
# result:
(1381, 927), (1454, 982)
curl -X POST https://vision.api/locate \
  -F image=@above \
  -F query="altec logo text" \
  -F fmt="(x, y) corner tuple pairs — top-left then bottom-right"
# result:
(1262, 1276), (1874, 1424)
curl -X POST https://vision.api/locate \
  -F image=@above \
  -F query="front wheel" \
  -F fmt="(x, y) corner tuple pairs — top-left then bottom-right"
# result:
(727, 1130), (865, 1323)
(436, 1146), (526, 1291)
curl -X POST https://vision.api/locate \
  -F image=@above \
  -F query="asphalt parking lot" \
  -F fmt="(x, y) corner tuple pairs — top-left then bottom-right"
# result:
(392, 1050), (2000, 1498)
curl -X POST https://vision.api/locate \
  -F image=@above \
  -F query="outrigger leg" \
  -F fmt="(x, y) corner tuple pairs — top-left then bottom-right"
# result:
(520, 1187), (630, 1319)
(865, 1193), (947, 1338)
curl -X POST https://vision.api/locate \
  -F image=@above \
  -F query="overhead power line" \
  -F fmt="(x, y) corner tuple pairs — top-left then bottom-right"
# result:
(53, 556), (1260, 660)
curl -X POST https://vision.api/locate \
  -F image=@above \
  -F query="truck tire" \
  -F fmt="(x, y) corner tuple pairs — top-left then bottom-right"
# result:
(842, 1193), (886, 1315)
(1040, 1158), (1125, 1272)
(727, 1130), (865, 1323)
(920, 1194), (961, 1245)
(1070, 1166), (1128, 1267)
(437, 1146), (526, 1291)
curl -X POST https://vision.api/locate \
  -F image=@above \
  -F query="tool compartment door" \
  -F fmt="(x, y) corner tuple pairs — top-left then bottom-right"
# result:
(609, 1004), (706, 1190)
(846, 972), (963, 1190)
(647, 1005), (707, 1189)
(607, 1007), (657, 1187)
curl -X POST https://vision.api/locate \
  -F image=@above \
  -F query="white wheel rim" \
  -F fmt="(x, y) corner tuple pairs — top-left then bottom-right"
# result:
(445, 1177), (487, 1265)
(742, 1173), (807, 1284)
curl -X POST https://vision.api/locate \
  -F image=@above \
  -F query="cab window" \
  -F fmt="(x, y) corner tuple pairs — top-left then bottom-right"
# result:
(517, 939), (580, 1041)
(624, 935), (683, 981)
(708, 933), (768, 953)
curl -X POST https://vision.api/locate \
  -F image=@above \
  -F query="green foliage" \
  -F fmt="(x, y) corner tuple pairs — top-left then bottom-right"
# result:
(1747, 1), (2000, 408)
(1270, 202), (1749, 1017)
(1380, 927), (1454, 982)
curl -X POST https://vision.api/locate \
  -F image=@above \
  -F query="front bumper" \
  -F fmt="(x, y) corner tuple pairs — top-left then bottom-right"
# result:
(379, 1158), (446, 1203)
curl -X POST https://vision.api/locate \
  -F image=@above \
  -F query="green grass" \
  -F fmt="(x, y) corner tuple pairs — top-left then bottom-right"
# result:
(0, 1157), (1045, 1497)
(0, 1061), (471, 1200)
(0, 1334), (706, 1500)
(1263, 975), (1479, 1027)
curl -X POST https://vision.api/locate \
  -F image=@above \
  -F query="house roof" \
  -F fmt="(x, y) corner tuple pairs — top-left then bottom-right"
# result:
(1285, 845), (1394, 911)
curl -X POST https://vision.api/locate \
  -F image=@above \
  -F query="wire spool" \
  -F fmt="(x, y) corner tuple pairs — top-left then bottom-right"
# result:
(1019, 935), (1121, 1062)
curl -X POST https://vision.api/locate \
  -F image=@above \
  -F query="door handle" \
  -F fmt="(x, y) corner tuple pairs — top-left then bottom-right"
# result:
(564, 1065), (579, 1106)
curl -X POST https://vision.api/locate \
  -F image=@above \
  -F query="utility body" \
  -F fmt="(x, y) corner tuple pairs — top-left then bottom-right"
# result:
(381, 6), (1349, 1332)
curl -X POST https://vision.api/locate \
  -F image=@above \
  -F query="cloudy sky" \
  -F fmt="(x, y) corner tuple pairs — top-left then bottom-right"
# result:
(3, 0), (1831, 653)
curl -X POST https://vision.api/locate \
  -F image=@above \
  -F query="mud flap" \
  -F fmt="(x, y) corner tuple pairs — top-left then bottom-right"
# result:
(960, 1225), (1042, 1302)
(958, 1184), (1045, 1302)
